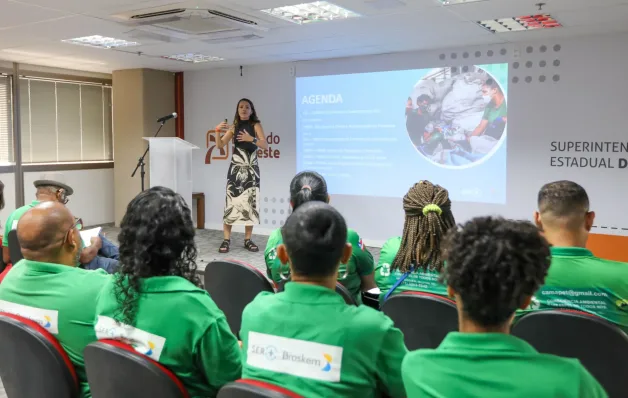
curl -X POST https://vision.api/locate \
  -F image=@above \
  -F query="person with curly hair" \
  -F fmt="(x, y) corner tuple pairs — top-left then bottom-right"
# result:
(241, 202), (407, 398)
(375, 180), (455, 304)
(522, 180), (628, 332)
(265, 171), (376, 303)
(402, 216), (607, 398)
(94, 187), (241, 397)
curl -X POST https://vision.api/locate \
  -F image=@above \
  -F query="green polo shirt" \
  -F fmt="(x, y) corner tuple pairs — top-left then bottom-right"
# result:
(94, 276), (242, 398)
(402, 332), (607, 397)
(2, 200), (40, 246)
(0, 259), (110, 398)
(519, 247), (628, 332)
(374, 237), (447, 304)
(265, 228), (374, 303)
(240, 283), (408, 398)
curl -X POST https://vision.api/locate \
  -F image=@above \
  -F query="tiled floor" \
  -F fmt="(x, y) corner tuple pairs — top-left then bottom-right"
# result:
(0, 227), (381, 397)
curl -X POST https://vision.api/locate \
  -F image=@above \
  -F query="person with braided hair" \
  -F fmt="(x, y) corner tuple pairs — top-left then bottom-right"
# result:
(264, 171), (376, 303)
(402, 217), (606, 398)
(374, 180), (455, 304)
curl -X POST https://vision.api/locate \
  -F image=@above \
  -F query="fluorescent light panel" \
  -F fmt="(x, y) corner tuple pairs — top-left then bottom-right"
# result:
(62, 35), (140, 49)
(162, 53), (224, 63)
(478, 14), (562, 33)
(261, 1), (360, 25)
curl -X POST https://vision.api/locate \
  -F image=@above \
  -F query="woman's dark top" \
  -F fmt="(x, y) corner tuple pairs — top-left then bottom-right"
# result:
(234, 120), (258, 154)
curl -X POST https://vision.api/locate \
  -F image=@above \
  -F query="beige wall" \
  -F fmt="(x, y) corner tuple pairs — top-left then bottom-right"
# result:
(113, 68), (175, 225)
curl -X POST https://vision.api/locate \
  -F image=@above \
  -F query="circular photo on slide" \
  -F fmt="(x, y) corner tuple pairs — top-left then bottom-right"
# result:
(405, 66), (507, 168)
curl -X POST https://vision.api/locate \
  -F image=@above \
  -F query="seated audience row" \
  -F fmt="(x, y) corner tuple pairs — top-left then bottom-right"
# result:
(0, 173), (621, 398)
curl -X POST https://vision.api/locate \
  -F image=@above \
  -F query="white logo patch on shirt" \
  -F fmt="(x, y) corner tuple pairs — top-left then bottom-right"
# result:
(0, 300), (59, 334)
(247, 332), (343, 382)
(94, 316), (167, 361)
(11, 220), (17, 230)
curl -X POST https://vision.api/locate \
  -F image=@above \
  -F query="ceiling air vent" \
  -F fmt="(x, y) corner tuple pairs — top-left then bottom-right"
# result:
(207, 10), (259, 26)
(130, 9), (186, 20)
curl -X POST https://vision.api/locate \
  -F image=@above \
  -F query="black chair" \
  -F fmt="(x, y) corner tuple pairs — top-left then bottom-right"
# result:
(8, 229), (22, 264)
(335, 282), (357, 305)
(382, 291), (458, 350)
(362, 291), (380, 310)
(218, 379), (302, 398)
(0, 312), (79, 398)
(84, 340), (189, 398)
(512, 310), (628, 397)
(203, 260), (275, 336)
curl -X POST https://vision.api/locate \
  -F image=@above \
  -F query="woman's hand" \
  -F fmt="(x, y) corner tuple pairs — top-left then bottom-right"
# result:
(215, 121), (228, 132)
(236, 129), (254, 143)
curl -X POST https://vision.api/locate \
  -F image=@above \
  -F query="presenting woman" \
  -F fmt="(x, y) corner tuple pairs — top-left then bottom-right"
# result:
(214, 98), (268, 254)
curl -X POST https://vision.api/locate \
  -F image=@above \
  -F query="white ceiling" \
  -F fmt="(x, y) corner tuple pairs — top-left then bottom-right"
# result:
(0, 0), (627, 73)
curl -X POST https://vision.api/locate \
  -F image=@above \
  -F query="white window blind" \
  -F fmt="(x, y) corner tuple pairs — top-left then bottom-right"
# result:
(0, 75), (13, 164)
(20, 77), (113, 163)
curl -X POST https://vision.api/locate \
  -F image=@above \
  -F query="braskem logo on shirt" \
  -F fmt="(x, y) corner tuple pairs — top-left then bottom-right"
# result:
(322, 354), (333, 372)
(0, 300), (59, 334)
(95, 316), (166, 361)
(247, 332), (343, 382)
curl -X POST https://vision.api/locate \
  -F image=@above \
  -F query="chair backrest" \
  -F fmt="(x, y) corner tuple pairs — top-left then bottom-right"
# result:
(84, 340), (189, 398)
(218, 379), (302, 398)
(335, 282), (357, 305)
(382, 291), (458, 350)
(0, 312), (78, 398)
(8, 229), (23, 264)
(512, 310), (628, 397)
(204, 260), (275, 336)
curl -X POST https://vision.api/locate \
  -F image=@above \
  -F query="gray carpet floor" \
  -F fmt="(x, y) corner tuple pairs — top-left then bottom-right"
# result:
(0, 227), (382, 397)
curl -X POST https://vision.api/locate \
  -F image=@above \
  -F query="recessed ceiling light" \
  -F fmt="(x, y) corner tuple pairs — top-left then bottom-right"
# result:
(62, 35), (140, 49)
(260, 1), (360, 25)
(162, 53), (224, 63)
(439, 0), (487, 5)
(478, 14), (562, 33)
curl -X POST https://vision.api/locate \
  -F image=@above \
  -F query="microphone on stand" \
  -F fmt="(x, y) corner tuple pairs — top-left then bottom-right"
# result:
(157, 112), (178, 123)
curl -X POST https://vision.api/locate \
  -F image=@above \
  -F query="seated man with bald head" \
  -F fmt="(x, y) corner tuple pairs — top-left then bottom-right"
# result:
(520, 180), (628, 332)
(0, 201), (110, 397)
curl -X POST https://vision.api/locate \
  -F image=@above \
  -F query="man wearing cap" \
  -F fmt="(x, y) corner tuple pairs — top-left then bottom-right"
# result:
(2, 173), (119, 274)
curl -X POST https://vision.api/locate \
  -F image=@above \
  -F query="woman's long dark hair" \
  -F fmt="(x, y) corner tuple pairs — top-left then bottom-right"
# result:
(233, 98), (260, 132)
(289, 171), (329, 210)
(114, 186), (201, 325)
(391, 181), (455, 273)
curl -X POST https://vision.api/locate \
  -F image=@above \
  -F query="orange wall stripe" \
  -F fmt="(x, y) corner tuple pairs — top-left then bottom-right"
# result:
(587, 233), (628, 262)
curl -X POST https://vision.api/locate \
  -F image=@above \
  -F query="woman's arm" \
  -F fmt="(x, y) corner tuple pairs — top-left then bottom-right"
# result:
(214, 121), (234, 150)
(253, 123), (268, 150)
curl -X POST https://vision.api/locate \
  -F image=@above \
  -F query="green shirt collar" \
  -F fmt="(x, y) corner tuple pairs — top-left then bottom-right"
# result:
(20, 259), (75, 273)
(439, 332), (537, 354)
(139, 276), (202, 293)
(550, 246), (594, 258)
(281, 282), (345, 305)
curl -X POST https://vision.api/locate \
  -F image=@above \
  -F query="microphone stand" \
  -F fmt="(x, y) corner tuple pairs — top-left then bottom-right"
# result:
(131, 121), (166, 192)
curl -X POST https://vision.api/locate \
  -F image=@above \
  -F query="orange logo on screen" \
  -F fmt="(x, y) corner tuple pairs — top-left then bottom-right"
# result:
(205, 130), (230, 164)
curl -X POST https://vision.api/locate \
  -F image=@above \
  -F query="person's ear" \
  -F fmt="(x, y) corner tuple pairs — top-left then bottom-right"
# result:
(289, 201), (294, 209)
(340, 243), (352, 264)
(533, 211), (543, 232)
(277, 244), (289, 265)
(585, 211), (595, 232)
(326, 194), (331, 204)
(519, 295), (533, 310)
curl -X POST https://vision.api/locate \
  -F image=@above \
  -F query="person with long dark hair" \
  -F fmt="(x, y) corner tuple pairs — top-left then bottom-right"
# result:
(264, 171), (376, 303)
(94, 187), (241, 397)
(375, 181), (455, 304)
(214, 99), (268, 254)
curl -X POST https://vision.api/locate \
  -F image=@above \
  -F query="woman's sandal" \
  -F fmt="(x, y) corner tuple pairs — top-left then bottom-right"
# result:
(218, 239), (230, 254)
(244, 239), (259, 252)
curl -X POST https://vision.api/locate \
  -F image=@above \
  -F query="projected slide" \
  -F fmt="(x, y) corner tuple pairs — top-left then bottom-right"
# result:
(296, 64), (508, 204)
